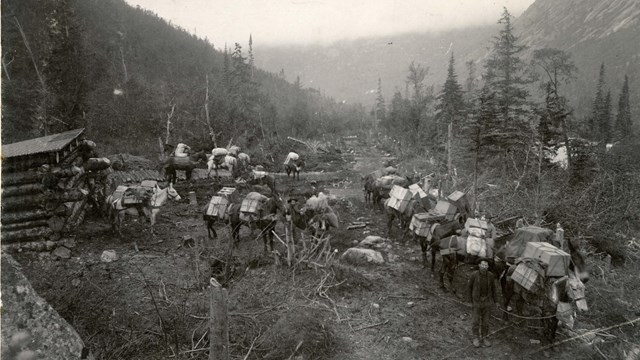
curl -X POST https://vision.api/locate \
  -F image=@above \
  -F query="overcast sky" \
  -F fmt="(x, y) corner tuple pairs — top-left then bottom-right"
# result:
(125, 0), (535, 47)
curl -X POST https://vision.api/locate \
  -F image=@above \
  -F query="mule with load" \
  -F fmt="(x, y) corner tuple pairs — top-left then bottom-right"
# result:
(106, 182), (181, 251)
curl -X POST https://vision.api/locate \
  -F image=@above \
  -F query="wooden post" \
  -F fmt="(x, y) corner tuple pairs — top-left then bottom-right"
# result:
(209, 277), (229, 360)
(285, 220), (294, 267)
(189, 191), (198, 206)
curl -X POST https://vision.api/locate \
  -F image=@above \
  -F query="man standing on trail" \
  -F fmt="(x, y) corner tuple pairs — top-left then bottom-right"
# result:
(466, 259), (499, 348)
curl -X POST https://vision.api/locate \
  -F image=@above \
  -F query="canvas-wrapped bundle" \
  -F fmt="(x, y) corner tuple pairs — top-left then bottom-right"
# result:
(504, 226), (555, 262)
(465, 218), (488, 238)
(466, 235), (486, 257)
(175, 143), (190, 157)
(283, 152), (299, 165)
(85, 157), (111, 171)
(306, 193), (330, 213)
(212, 148), (229, 157)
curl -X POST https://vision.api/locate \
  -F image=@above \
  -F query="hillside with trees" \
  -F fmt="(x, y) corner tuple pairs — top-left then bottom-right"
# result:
(1, 0), (368, 155)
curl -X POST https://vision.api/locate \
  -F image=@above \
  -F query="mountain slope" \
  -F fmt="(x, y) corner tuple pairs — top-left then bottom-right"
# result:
(256, 0), (640, 120)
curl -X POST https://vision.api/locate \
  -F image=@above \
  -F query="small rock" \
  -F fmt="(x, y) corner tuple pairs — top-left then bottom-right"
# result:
(71, 278), (81, 287)
(51, 246), (71, 259)
(100, 250), (118, 263)
(359, 236), (386, 248)
(407, 302), (415, 308)
(386, 244), (393, 249)
(530, 339), (541, 344)
(388, 254), (399, 263)
(352, 240), (360, 245)
(402, 337), (413, 342)
(372, 303), (380, 309)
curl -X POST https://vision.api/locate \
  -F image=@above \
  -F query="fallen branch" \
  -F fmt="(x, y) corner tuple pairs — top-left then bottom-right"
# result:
(347, 224), (367, 230)
(353, 319), (389, 331)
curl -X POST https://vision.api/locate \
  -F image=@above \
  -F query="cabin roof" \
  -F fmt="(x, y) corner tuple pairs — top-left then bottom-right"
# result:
(1, 128), (85, 159)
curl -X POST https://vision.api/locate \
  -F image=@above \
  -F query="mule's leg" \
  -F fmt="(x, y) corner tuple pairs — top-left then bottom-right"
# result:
(439, 257), (448, 291)
(447, 264), (456, 294)
(386, 212), (394, 238)
(207, 219), (217, 240)
(419, 235), (429, 268)
(501, 276), (513, 321)
(431, 246), (438, 273)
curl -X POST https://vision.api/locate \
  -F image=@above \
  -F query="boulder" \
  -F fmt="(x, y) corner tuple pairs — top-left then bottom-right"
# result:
(341, 248), (384, 265)
(1, 254), (93, 359)
(358, 235), (386, 249)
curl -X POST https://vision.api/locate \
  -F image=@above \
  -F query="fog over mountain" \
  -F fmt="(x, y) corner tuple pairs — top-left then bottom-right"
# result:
(255, 0), (640, 119)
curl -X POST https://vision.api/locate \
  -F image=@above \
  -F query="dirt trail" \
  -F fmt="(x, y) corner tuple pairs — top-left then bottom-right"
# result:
(322, 143), (574, 360)
(9, 143), (582, 360)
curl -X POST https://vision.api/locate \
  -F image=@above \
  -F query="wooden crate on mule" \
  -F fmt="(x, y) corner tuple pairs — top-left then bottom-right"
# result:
(511, 262), (541, 292)
(522, 242), (570, 277)
(241, 192), (268, 214)
(217, 187), (240, 204)
(206, 196), (229, 218)
(387, 185), (412, 213)
(433, 200), (457, 221)
(410, 213), (431, 236)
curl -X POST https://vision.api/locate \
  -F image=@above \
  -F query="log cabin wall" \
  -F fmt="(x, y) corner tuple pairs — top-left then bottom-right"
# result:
(1, 128), (106, 247)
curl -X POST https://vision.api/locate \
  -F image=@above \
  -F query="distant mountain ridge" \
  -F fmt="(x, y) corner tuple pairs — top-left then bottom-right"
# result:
(256, 0), (640, 119)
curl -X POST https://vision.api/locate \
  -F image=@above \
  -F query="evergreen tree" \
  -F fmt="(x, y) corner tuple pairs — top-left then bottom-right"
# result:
(615, 75), (632, 140)
(386, 90), (409, 134)
(374, 78), (386, 125)
(248, 34), (254, 78)
(435, 52), (465, 138)
(485, 8), (531, 126)
(589, 63), (607, 140)
(483, 7), (532, 159)
(531, 48), (576, 148)
(601, 91), (612, 143)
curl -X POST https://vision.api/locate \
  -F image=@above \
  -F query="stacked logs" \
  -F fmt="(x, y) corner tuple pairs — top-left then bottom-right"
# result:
(1, 140), (111, 248)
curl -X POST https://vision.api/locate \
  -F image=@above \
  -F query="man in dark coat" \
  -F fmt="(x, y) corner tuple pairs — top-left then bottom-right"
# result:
(466, 259), (500, 347)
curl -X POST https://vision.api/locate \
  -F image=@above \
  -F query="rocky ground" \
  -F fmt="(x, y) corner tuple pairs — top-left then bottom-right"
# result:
(10, 142), (615, 360)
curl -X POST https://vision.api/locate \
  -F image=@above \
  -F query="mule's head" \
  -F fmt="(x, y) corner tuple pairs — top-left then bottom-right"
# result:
(167, 183), (182, 201)
(567, 270), (588, 312)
